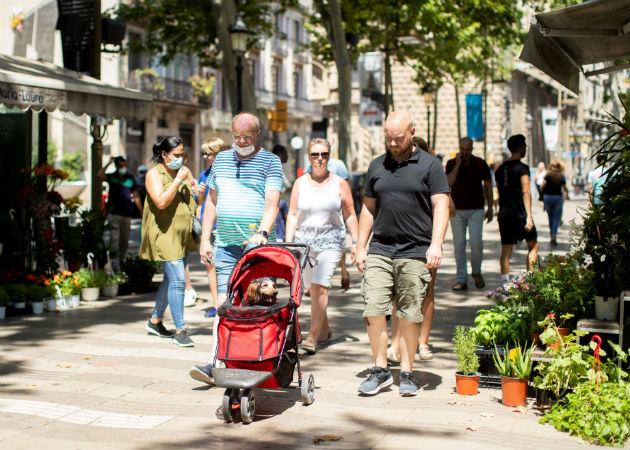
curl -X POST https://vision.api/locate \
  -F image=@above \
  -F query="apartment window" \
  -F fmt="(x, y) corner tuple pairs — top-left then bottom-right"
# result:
(312, 65), (323, 81)
(272, 60), (283, 94)
(293, 68), (302, 98)
(274, 12), (283, 35)
(293, 20), (300, 43)
(128, 33), (143, 72)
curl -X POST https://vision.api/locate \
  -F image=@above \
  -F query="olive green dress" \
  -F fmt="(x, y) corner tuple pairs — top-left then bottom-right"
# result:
(139, 164), (197, 261)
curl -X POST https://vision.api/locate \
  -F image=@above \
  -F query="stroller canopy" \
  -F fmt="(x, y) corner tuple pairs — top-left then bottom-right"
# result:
(227, 245), (303, 308)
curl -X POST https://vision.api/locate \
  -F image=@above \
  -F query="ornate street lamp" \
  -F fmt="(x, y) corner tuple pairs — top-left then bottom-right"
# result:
(421, 84), (436, 148)
(229, 13), (250, 113)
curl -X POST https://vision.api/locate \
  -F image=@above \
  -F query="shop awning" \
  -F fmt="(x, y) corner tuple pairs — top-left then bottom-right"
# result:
(0, 53), (152, 121)
(519, 0), (630, 94)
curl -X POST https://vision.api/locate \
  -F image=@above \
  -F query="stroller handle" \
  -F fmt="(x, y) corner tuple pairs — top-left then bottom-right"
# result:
(265, 242), (310, 270)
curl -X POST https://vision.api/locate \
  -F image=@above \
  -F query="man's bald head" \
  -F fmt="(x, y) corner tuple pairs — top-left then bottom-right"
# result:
(384, 110), (415, 161)
(232, 113), (260, 133)
(385, 110), (413, 132)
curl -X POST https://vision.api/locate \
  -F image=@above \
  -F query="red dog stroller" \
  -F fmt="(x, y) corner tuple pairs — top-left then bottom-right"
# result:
(212, 243), (314, 423)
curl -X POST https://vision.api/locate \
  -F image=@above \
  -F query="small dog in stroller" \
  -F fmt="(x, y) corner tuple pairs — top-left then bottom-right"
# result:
(246, 277), (278, 306)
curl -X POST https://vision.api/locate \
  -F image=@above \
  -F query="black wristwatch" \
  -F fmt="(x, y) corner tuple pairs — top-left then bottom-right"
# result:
(256, 230), (269, 239)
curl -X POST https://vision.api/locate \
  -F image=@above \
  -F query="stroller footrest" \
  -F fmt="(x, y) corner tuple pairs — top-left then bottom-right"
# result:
(213, 368), (274, 389)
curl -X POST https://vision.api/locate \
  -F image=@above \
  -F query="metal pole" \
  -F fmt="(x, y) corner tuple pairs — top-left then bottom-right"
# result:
(236, 53), (243, 113)
(427, 105), (431, 149)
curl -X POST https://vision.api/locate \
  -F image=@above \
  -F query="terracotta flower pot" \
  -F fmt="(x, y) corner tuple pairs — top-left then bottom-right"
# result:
(455, 372), (480, 395)
(500, 376), (528, 407)
(546, 327), (570, 350)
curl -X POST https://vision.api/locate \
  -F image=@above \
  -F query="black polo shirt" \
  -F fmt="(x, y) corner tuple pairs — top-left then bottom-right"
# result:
(364, 145), (449, 259)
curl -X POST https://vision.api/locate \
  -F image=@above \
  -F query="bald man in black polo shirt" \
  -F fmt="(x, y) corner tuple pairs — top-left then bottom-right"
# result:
(355, 110), (450, 397)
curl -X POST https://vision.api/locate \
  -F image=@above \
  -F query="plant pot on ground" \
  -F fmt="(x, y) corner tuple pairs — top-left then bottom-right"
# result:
(75, 269), (106, 301)
(0, 286), (8, 319)
(452, 326), (481, 395)
(121, 256), (160, 293)
(493, 342), (535, 407)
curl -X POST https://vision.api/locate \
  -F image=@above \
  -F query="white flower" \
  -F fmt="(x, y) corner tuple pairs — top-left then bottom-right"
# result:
(584, 254), (593, 266)
(611, 234), (618, 244)
(579, 241), (586, 250)
(601, 254), (606, 262)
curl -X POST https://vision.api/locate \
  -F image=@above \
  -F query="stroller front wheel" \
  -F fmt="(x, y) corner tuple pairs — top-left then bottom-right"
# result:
(301, 372), (315, 405)
(240, 389), (256, 424)
(221, 389), (238, 423)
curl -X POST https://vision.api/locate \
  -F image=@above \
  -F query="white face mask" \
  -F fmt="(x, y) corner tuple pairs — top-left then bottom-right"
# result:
(234, 143), (255, 157)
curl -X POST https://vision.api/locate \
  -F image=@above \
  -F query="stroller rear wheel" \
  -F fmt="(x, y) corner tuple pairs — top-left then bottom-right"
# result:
(240, 389), (256, 424)
(221, 389), (238, 423)
(301, 372), (315, 405)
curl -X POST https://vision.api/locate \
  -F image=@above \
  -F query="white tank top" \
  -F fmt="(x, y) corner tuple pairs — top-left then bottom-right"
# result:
(294, 173), (345, 251)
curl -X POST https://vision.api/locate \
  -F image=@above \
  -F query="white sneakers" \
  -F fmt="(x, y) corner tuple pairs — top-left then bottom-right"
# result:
(184, 288), (197, 307)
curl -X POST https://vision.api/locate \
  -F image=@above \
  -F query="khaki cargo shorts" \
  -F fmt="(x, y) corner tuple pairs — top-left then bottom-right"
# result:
(361, 254), (432, 323)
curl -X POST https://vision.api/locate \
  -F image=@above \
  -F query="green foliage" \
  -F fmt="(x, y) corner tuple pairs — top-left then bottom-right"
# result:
(540, 380), (630, 446)
(75, 269), (107, 289)
(60, 152), (84, 182)
(121, 256), (160, 290)
(4, 283), (27, 302)
(471, 303), (530, 346)
(105, 273), (128, 286)
(0, 286), (9, 306)
(61, 225), (85, 263)
(25, 284), (48, 302)
(493, 342), (534, 378)
(78, 209), (109, 267)
(452, 326), (480, 375)
(189, 74), (214, 102)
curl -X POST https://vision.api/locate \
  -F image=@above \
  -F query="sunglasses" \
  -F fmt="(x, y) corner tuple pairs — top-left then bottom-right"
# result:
(200, 152), (215, 157)
(310, 152), (330, 159)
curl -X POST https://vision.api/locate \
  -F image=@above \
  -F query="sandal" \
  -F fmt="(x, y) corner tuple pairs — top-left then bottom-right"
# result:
(472, 274), (485, 289)
(301, 340), (317, 354)
(387, 346), (400, 365)
(418, 344), (433, 360)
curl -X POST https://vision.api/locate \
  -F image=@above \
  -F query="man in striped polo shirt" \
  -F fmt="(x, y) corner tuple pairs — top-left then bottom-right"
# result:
(190, 112), (283, 385)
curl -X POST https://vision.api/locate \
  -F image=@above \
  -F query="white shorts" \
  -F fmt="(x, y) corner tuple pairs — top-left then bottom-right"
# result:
(302, 248), (343, 289)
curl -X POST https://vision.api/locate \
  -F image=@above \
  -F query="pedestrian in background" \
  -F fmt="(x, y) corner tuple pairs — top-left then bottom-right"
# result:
(534, 162), (546, 202)
(285, 138), (359, 354)
(272, 144), (291, 242)
(140, 136), (197, 347)
(541, 160), (569, 246)
(445, 137), (493, 290)
(194, 137), (229, 315)
(587, 154), (608, 206)
(495, 134), (539, 286)
(355, 111), (450, 397)
(189, 113), (283, 385)
(98, 155), (143, 270)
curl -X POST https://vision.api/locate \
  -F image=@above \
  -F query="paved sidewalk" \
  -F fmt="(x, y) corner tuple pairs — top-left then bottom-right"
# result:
(0, 198), (611, 449)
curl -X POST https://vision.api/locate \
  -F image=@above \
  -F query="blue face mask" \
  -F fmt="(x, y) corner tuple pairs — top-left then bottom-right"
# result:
(117, 168), (127, 175)
(165, 156), (183, 170)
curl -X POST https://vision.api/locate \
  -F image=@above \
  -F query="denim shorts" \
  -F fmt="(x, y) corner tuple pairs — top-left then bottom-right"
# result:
(215, 245), (244, 294)
(361, 254), (432, 323)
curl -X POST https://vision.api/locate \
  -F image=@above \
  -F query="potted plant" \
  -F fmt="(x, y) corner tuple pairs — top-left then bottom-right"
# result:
(493, 342), (535, 407)
(59, 272), (81, 308)
(27, 284), (47, 315)
(0, 286), (8, 319)
(121, 256), (160, 293)
(5, 283), (27, 309)
(75, 268), (106, 301)
(102, 273), (128, 297)
(452, 326), (481, 395)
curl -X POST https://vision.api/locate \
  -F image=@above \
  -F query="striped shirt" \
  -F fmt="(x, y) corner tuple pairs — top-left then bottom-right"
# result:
(209, 148), (283, 246)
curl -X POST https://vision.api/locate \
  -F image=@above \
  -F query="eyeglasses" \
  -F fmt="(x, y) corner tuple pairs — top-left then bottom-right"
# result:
(310, 152), (330, 159)
(201, 152), (214, 157)
(233, 135), (253, 142)
(386, 135), (407, 144)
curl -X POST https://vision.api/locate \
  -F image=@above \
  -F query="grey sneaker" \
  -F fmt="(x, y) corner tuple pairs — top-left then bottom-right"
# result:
(146, 320), (173, 338)
(399, 371), (418, 396)
(189, 363), (215, 385)
(358, 366), (393, 395)
(173, 330), (194, 347)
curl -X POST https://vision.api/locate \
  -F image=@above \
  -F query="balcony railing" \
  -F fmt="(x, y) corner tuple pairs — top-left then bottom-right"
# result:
(128, 72), (196, 103)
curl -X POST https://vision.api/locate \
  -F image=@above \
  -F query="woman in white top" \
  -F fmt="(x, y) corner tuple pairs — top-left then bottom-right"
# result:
(286, 138), (359, 354)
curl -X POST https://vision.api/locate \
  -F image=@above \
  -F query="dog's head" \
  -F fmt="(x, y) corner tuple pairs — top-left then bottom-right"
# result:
(246, 277), (278, 306)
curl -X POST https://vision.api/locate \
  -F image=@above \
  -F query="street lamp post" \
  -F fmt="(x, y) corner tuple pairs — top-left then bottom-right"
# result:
(229, 13), (249, 114)
(422, 85), (435, 149)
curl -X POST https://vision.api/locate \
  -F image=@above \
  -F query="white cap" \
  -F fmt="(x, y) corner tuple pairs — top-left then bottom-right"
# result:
(138, 165), (148, 174)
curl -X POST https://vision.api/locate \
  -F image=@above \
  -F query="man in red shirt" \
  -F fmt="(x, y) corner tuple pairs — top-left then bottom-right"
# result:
(445, 137), (493, 290)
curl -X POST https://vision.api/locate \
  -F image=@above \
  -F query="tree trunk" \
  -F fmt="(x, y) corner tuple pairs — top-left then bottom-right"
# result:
(455, 84), (462, 142)
(213, 0), (256, 115)
(432, 88), (438, 152)
(384, 49), (393, 115)
(314, 0), (351, 167)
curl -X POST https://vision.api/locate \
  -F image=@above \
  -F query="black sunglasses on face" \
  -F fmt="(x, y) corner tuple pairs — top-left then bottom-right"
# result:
(310, 152), (330, 159)
(201, 152), (214, 157)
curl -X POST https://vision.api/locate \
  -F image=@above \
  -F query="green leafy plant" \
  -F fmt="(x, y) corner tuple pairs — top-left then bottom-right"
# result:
(25, 284), (48, 303)
(471, 303), (530, 346)
(105, 273), (128, 286)
(59, 151), (84, 182)
(0, 286), (9, 306)
(189, 74), (215, 103)
(75, 269), (107, 289)
(121, 256), (160, 291)
(452, 326), (480, 375)
(4, 283), (27, 302)
(493, 342), (535, 378)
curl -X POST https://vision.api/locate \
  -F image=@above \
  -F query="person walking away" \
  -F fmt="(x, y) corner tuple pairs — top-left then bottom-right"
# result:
(271, 145), (291, 242)
(194, 138), (229, 314)
(98, 156), (143, 270)
(495, 134), (539, 286)
(541, 160), (569, 246)
(355, 111), (450, 396)
(140, 136), (197, 347)
(285, 138), (359, 354)
(445, 137), (493, 290)
(306, 150), (352, 290)
(388, 136), (455, 363)
(587, 154), (608, 206)
(189, 113), (283, 384)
